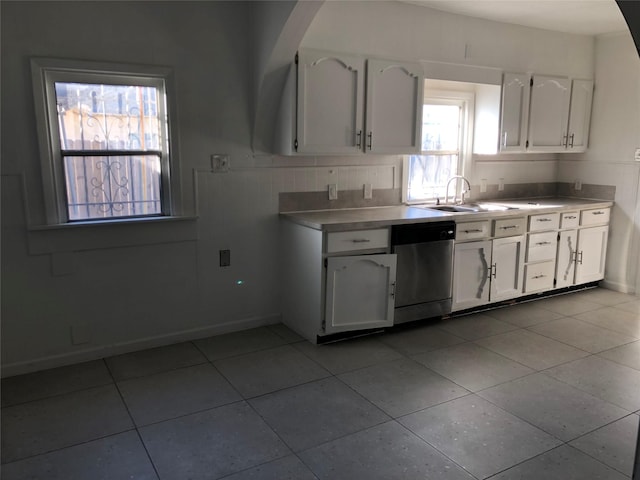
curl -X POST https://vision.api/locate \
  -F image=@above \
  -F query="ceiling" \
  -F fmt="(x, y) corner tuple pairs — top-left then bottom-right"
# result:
(400, 0), (629, 35)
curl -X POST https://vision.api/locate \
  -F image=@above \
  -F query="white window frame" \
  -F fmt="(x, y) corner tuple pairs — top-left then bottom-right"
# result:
(403, 89), (474, 204)
(31, 58), (181, 225)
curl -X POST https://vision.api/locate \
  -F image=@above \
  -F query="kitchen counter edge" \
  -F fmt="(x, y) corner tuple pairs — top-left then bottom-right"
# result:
(279, 198), (614, 232)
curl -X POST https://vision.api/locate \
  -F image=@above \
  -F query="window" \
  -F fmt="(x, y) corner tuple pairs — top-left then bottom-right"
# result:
(405, 91), (472, 203)
(32, 58), (180, 224)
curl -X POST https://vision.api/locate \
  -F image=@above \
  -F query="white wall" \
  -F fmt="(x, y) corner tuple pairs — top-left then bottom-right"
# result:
(558, 32), (640, 293)
(1, 0), (399, 375)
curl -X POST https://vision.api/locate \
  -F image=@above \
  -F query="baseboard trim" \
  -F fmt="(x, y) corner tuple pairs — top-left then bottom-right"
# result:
(1, 313), (282, 378)
(601, 279), (636, 295)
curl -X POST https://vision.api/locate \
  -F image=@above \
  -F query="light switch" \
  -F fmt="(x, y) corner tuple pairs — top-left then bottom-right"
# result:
(364, 183), (373, 199)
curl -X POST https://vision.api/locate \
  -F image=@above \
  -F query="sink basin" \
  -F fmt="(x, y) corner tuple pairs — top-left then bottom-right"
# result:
(428, 205), (479, 213)
(421, 202), (519, 214)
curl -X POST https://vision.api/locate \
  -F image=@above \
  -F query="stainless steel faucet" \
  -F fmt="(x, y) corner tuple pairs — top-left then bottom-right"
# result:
(445, 175), (472, 204)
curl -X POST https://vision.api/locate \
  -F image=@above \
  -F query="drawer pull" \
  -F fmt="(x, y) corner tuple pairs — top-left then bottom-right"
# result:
(535, 241), (553, 246)
(564, 215), (577, 219)
(532, 274), (547, 279)
(463, 229), (483, 233)
(592, 211), (606, 215)
(536, 218), (552, 222)
(351, 239), (371, 243)
(499, 225), (518, 230)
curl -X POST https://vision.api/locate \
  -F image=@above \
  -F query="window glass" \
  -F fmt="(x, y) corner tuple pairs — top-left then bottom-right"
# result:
(53, 82), (164, 220)
(55, 83), (161, 150)
(407, 102), (463, 202)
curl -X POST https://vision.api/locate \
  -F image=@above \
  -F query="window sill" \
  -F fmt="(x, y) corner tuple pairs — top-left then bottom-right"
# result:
(27, 215), (199, 255)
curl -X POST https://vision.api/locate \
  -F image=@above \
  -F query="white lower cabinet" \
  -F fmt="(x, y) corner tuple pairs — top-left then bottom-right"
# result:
(575, 225), (608, 284)
(452, 235), (524, 311)
(325, 254), (397, 334)
(555, 224), (608, 288)
(281, 221), (396, 343)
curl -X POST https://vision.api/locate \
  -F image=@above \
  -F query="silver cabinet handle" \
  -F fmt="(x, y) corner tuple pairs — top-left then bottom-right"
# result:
(563, 134), (568, 148)
(592, 211), (606, 215)
(536, 218), (552, 222)
(463, 229), (483, 233)
(490, 263), (497, 279)
(502, 131), (508, 147)
(577, 251), (584, 264)
(500, 225), (518, 230)
(390, 281), (396, 298)
(569, 133), (575, 148)
(564, 215), (577, 219)
(351, 239), (371, 243)
(367, 132), (373, 149)
(535, 241), (553, 246)
(532, 274), (546, 279)
(356, 130), (362, 148)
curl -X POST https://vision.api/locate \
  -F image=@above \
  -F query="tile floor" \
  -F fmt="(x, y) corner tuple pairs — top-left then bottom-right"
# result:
(2, 287), (640, 479)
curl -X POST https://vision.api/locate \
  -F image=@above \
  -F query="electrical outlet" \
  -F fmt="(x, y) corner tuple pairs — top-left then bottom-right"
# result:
(219, 249), (230, 267)
(480, 179), (487, 193)
(364, 183), (373, 199)
(498, 178), (504, 191)
(328, 183), (338, 200)
(575, 180), (582, 191)
(211, 154), (230, 173)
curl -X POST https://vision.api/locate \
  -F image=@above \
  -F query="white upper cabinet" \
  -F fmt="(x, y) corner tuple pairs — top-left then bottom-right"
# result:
(565, 79), (594, 151)
(499, 73), (593, 153)
(499, 73), (530, 152)
(296, 50), (365, 154)
(527, 75), (572, 151)
(277, 49), (423, 155)
(365, 59), (424, 154)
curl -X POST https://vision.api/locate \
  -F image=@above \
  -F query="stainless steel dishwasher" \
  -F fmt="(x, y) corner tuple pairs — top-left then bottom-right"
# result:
(391, 221), (456, 324)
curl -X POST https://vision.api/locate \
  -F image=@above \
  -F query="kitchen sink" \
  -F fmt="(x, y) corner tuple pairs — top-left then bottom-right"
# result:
(420, 202), (519, 213)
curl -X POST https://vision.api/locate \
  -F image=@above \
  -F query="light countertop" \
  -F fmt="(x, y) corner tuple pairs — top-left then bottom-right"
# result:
(281, 197), (613, 231)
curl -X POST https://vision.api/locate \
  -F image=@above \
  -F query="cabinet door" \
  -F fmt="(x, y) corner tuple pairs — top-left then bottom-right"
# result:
(491, 235), (525, 302)
(500, 73), (530, 152)
(575, 226), (608, 284)
(566, 79), (594, 151)
(556, 230), (578, 288)
(527, 75), (571, 152)
(452, 240), (492, 311)
(296, 50), (365, 154)
(325, 254), (396, 334)
(365, 59), (423, 154)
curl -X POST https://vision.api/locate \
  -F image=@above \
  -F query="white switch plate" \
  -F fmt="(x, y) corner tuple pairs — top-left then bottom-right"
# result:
(480, 179), (487, 193)
(328, 183), (338, 200)
(498, 178), (504, 191)
(635, 148), (640, 162)
(575, 179), (582, 191)
(364, 183), (373, 199)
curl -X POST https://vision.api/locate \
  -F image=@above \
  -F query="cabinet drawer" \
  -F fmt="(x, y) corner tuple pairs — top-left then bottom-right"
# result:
(524, 261), (555, 293)
(456, 220), (491, 241)
(528, 212), (560, 231)
(326, 228), (389, 253)
(560, 211), (579, 229)
(493, 217), (526, 238)
(581, 207), (610, 226)
(527, 231), (558, 262)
